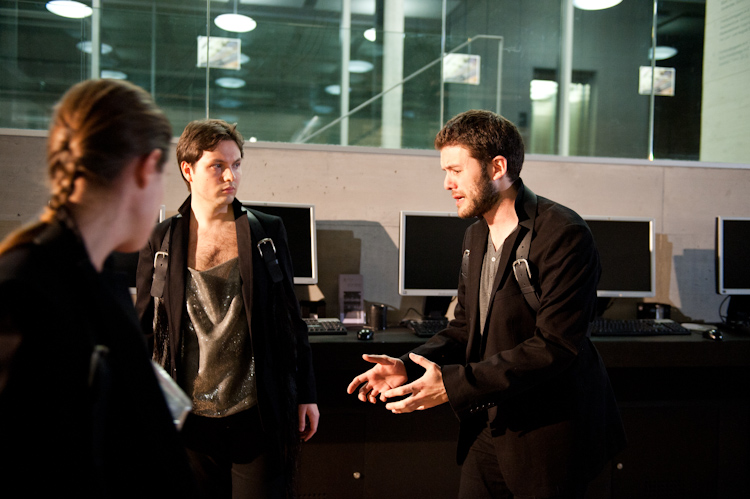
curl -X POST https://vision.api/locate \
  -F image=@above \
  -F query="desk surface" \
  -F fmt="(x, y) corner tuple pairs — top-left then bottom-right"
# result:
(309, 326), (750, 369)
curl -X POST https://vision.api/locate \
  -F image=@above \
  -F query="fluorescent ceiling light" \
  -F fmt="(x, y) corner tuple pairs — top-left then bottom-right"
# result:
(349, 60), (373, 73)
(239, 53), (250, 64)
(574, 0), (623, 10)
(217, 98), (243, 109)
(325, 84), (352, 96)
(46, 1), (92, 19)
(101, 70), (127, 80)
(215, 13), (257, 33)
(649, 46), (678, 61)
(312, 104), (334, 114)
(77, 41), (113, 55)
(216, 77), (246, 89)
(364, 28), (376, 42)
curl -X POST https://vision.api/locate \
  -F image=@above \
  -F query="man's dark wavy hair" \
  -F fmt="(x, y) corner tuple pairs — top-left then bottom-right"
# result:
(434, 109), (525, 181)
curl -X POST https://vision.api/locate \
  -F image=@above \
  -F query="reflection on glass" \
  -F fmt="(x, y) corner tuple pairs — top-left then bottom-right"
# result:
(0, 1), (724, 163)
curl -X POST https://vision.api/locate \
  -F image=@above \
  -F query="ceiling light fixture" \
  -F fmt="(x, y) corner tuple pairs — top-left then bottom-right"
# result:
(215, 0), (256, 33)
(215, 14), (256, 33)
(364, 28), (376, 42)
(101, 70), (127, 80)
(217, 98), (243, 109)
(216, 77), (246, 89)
(325, 84), (352, 96)
(649, 46), (678, 61)
(77, 41), (113, 55)
(348, 60), (374, 73)
(46, 1), (92, 19)
(573, 0), (623, 10)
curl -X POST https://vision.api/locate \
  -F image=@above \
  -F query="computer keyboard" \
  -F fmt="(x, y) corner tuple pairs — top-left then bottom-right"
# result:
(303, 317), (348, 335)
(405, 318), (449, 338)
(590, 318), (691, 337)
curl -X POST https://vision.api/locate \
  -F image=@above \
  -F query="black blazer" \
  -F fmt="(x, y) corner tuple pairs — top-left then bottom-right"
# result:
(135, 197), (317, 432)
(0, 216), (196, 498)
(406, 180), (625, 497)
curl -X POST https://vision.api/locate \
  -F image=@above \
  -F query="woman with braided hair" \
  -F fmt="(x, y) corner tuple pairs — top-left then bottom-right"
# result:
(0, 79), (197, 498)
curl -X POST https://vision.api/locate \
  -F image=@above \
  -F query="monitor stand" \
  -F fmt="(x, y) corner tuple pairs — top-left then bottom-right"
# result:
(423, 296), (453, 319)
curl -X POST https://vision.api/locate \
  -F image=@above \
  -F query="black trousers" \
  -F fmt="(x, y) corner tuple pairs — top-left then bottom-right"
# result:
(181, 406), (286, 499)
(458, 425), (588, 499)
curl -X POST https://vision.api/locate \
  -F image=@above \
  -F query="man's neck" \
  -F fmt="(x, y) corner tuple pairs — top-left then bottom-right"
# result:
(482, 181), (519, 249)
(190, 197), (234, 228)
(483, 181), (519, 228)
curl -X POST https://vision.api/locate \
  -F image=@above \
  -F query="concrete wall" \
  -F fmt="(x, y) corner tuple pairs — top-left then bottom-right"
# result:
(1, 130), (748, 323)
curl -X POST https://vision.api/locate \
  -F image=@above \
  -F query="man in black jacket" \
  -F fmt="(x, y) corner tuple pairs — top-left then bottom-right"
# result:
(348, 110), (625, 498)
(136, 119), (318, 499)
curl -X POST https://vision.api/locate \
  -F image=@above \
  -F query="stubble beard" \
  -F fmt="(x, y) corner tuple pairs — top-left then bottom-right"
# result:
(458, 166), (499, 219)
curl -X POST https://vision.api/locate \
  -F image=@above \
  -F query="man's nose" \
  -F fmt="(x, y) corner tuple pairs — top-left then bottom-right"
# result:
(444, 173), (454, 191)
(223, 167), (235, 182)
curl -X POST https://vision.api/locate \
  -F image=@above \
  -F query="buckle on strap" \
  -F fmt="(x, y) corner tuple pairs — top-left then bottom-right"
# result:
(154, 251), (168, 267)
(256, 237), (276, 257)
(512, 258), (532, 281)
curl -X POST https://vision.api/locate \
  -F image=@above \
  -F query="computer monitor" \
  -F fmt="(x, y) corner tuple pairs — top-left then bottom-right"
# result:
(398, 211), (477, 297)
(241, 200), (318, 285)
(716, 217), (750, 295)
(584, 216), (656, 298)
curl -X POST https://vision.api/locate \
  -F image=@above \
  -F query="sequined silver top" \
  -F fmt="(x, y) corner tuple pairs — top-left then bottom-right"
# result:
(180, 257), (257, 417)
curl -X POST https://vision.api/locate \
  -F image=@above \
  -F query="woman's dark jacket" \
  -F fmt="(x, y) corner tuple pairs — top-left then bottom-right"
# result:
(0, 214), (196, 498)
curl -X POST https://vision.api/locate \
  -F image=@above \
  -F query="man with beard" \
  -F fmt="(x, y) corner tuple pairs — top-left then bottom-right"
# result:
(347, 110), (625, 498)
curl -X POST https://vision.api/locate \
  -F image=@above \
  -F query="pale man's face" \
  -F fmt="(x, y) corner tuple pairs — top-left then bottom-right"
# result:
(182, 139), (242, 210)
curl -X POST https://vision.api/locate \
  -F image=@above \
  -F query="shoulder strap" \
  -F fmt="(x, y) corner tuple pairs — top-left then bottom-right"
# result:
(512, 189), (540, 312)
(150, 219), (172, 298)
(246, 210), (284, 285)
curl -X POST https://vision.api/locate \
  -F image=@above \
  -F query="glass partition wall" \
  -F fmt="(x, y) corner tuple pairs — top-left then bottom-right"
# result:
(2, 1), (743, 164)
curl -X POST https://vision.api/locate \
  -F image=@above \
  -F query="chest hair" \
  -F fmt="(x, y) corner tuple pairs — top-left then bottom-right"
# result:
(188, 221), (239, 271)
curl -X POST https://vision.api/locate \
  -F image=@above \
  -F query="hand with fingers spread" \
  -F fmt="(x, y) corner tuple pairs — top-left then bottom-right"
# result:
(346, 354), (408, 404)
(381, 353), (449, 414)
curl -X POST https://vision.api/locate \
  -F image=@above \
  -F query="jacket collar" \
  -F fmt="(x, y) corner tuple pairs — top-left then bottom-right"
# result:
(176, 195), (245, 221)
(513, 178), (537, 231)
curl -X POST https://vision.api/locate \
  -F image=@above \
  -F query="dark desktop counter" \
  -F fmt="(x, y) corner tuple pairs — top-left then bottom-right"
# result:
(308, 325), (750, 369)
(300, 327), (750, 499)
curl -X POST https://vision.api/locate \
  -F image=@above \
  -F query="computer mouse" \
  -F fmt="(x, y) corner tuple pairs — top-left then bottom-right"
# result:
(357, 329), (374, 341)
(703, 328), (723, 341)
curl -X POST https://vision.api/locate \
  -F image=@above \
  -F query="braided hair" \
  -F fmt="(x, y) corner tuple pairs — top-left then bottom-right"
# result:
(0, 79), (171, 255)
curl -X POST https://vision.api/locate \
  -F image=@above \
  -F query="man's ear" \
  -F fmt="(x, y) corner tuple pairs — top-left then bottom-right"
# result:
(490, 155), (508, 181)
(134, 149), (163, 188)
(180, 160), (193, 184)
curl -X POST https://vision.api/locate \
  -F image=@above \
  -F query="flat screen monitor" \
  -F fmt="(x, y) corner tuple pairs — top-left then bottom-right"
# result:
(716, 217), (750, 295)
(241, 200), (318, 285)
(399, 211), (477, 296)
(584, 216), (656, 298)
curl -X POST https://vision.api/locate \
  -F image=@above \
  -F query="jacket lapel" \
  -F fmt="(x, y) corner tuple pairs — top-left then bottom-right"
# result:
(465, 221), (487, 360)
(468, 180), (536, 356)
(234, 202), (254, 321)
(166, 198), (190, 372)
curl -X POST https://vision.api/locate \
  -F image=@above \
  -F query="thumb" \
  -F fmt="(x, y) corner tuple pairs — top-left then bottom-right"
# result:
(363, 354), (396, 366)
(408, 352), (431, 369)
